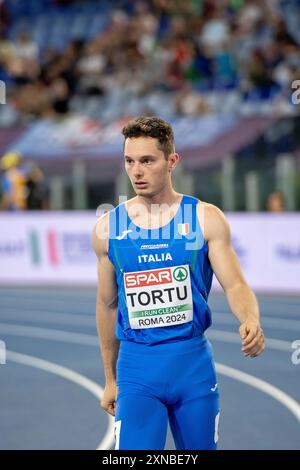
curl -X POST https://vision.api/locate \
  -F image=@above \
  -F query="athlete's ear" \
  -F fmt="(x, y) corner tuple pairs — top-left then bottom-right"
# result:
(168, 153), (179, 172)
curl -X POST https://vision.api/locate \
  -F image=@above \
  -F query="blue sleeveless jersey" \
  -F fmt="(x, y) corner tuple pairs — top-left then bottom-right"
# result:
(108, 194), (213, 345)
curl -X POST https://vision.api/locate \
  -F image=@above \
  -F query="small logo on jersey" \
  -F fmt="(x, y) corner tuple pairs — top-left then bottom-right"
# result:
(211, 383), (218, 392)
(178, 223), (189, 236)
(173, 267), (188, 282)
(141, 244), (169, 250)
(116, 230), (132, 240)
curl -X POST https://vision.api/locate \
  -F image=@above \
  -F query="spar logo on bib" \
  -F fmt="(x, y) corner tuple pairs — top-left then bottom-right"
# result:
(124, 265), (193, 330)
(125, 268), (172, 288)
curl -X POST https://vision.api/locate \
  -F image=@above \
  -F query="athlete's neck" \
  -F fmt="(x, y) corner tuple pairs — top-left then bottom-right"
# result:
(126, 188), (183, 229)
(135, 189), (181, 211)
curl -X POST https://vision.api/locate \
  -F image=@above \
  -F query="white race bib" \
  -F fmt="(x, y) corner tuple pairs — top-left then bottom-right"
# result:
(124, 264), (193, 329)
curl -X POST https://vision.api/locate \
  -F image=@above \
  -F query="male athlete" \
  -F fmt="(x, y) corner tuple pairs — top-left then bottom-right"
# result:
(92, 116), (265, 450)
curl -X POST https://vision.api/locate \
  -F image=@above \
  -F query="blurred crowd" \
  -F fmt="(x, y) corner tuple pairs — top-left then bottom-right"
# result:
(0, 0), (300, 125)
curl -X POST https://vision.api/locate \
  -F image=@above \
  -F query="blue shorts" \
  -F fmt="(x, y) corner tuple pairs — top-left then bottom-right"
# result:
(115, 335), (220, 450)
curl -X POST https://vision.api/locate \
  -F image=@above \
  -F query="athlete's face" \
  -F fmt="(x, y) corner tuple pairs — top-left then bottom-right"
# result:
(124, 137), (178, 197)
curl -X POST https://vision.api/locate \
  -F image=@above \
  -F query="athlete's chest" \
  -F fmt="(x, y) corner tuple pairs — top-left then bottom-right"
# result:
(112, 236), (195, 274)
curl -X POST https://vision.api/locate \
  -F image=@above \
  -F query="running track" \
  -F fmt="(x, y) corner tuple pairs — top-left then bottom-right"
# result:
(0, 287), (299, 450)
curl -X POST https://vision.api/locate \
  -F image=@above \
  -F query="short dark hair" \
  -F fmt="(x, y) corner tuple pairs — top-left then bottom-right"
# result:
(122, 116), (175, 159)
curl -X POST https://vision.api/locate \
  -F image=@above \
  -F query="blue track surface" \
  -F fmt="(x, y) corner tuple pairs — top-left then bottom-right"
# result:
(0, 287), (299, 450)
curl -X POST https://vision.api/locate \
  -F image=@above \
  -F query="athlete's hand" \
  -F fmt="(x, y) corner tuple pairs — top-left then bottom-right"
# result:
(239, 321), (265, 357)
(101, 382), (118, 416)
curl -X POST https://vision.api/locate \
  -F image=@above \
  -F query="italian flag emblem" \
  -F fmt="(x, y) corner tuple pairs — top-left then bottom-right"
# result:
(178, 223), (189, 236)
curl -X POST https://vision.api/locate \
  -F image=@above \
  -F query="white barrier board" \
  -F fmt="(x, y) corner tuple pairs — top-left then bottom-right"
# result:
(0, 212), (299, 293)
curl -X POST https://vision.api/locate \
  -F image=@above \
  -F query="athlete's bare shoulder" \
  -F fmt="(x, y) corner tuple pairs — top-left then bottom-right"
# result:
(92, 211), (110, 258)
(196, 201), (230, 242)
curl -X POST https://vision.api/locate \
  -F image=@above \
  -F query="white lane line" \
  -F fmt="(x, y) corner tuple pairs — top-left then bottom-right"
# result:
(212, 313), (300, 332)
(211, 295), (300, 306)
(0, 299), (95, 311)
(6, 349), (300, 449)
(210, 306), (300, 317)
(0, 296), (94, 307)
(3, 329), (300, 447)
(6, 350), (114, 450)
(1, 309), (300, 332)
(212, 310), (300, 319)
(0, 324), (98, 346)
(0, 289), (94, 300)
(0, 307), (95, 318)
(0, 323), (293, 353)
(257, 296), (300, 305)
(208, 329), (293, 352)
(0, 308), (95, 327)
(216, 363), (300, 423)
(1, 299), (299, 319)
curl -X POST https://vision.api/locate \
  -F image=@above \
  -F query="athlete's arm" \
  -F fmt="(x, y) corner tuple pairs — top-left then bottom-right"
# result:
(199, 203), (265, 357)
(92, 213), (120, 416)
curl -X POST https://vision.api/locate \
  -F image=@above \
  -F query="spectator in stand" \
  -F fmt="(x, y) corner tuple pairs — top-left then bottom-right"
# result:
(266, 191), (286, 212)
(0, 151), (27, 210)
(25, 163), (47, 210)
